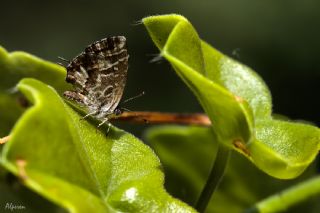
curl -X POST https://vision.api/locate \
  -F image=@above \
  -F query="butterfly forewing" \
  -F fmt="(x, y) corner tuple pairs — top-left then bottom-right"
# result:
(64, 36), (128, 119)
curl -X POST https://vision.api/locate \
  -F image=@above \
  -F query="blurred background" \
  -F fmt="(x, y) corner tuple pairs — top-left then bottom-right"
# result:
(0, 0), (319, 130)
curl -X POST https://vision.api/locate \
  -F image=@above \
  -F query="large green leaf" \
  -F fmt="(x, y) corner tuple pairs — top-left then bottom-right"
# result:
(143, 14), (320, 179)
(145, 125), (320, 213)
(143, 15), (253, 146)
(1, 78), (195, 213)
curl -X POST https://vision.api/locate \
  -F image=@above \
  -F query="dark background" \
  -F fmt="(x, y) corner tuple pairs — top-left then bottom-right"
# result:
(1, 0), (319, 131)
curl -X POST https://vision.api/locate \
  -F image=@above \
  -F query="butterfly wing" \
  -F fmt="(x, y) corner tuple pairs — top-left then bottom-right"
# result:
(64, 36), (128, 119)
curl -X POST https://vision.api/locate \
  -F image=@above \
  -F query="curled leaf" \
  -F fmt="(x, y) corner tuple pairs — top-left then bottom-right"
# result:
(143, 14), (320, 179)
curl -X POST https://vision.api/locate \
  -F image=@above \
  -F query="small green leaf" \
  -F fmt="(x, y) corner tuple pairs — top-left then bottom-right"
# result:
(145, 125), (320, 213)
(0, 93), (24, 137)
(1, 78), (196, 213)
(0, 46), (69, 93)
(143, 14), (320, 179)
(0, 46), (70, 136)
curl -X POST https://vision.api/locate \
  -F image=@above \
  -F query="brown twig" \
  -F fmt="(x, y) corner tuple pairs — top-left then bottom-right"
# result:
(0, 135), (10, 144)
(111, 111), (211, 126)
(16, 158), (28, 180)
(0, 113), (209, 145)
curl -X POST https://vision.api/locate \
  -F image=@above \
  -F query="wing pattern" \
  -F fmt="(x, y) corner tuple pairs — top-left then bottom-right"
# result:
(64, 36), (128, 119)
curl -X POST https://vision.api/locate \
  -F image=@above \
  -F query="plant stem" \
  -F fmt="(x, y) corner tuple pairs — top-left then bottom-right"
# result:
(0, 136), (10, 144)
(112, 111), (211, 126)
(195, 143), (230, 212)
(245, 176), (320, 213)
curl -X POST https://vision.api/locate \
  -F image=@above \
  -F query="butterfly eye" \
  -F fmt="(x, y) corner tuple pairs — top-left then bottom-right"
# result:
(114, 108), (122, 116)
(66, 75), (76, 83)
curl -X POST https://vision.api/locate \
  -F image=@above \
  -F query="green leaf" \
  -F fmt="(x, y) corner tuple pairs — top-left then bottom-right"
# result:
(1, 78), (196, 213)
(145, 126), (218, 207)
(0, 166), (65, 213)
(143, 14), (320, 179)
(143, 14), (254, 146)
(0, 46), (69, 93)
(0, 93), (24, 137)
(145, 125), (320, 213)
(0, 46), (70, 136)
(201, 42), (272, 119)
(249, 120), (320, 179)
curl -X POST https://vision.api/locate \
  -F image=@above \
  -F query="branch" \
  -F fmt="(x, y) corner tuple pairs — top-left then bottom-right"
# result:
(112, 111), (211, 126)
(195, 144), (230, 212)
(0, 135), (10, 144)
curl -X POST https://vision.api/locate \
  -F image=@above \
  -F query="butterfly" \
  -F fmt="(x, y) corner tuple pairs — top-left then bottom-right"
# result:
(63, 36), (129, 127)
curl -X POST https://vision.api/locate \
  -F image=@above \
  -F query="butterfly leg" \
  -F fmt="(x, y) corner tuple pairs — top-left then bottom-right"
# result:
(96, 112), (115, 134)
(96, 118), (112, 135)
(97, 118), (109, 128)
(106, 123), (112, 135)
(81, 111), (98, 120)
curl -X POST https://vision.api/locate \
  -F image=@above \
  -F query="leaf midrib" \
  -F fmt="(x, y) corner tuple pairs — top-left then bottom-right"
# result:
(59, 93), (108, 206)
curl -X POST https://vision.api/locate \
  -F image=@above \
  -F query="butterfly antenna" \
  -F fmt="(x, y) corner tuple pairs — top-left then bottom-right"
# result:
(58, 56), (71, 63)
(149, 54), (163, 63)
(57, 62), (65, 67)
(120, 107), (131, 112)
(122, 91), (145, 104)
